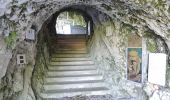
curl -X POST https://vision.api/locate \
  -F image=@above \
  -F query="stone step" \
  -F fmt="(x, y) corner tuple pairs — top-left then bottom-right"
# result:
(54, 50), (87, 54)
(55, 38), (86, 41)
(45, 80), (105, 85)
(54, 43), (86, 47)
(56, 41), (86, 44)
(44, 82), (107, 91)
(50, 61), (94, 66)
(51, 57), (90, 61)
(45, 75), (103, 83)
(52, 54), (89, 58)
(41, 87), (110, 98)
(56, 34), (86, 38)
(53, 39), (86, 43)
(54, 45), (86, 50)
(55, 42), (86, 44)
(53, 48), (87, 51)
(48, 65), (96, 71)
(47, 70), (98, 77)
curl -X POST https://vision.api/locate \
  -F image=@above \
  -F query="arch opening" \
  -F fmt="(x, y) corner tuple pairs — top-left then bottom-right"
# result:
(46, 5), (95, 38)
(56, 11), (87, 35)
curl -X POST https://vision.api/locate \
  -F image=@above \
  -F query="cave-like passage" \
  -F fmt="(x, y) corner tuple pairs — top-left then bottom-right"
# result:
(39, 7), (111, 99)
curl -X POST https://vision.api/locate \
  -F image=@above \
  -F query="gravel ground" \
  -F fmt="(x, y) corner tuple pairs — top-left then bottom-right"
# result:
(44, 95), (137, 100)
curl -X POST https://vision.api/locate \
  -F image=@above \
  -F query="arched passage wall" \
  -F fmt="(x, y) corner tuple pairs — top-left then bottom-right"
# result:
(0, 0), (170, 100)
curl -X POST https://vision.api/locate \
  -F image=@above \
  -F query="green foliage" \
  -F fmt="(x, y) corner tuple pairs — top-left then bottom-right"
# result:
(168, 7), (170, 14)
(147, 39), (157, 52)
(59, 11), (86, 27)
(68, 11), (86, 26)
(68, 11), (74, 19)
(19, 3), (27, 14)
(155, 0), (165, 8)
(143, 92), (149, 100)
(138, 0), (147, 5)
(4, 31), (17, 49)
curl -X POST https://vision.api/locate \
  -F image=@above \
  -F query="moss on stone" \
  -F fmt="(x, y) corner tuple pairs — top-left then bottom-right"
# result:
(168, 7), (170, 13)
(32, 52), (47, 99)
(129, 17), (138, 24)
(138, 0), (147, 5)
(4, 31), (17, 49)
(144, 31), (158, 52)
(155, 0), (165, 8)
(147, 39), (157, 52)
(121, 23), (136, 35)
(143, 92), (149, 100)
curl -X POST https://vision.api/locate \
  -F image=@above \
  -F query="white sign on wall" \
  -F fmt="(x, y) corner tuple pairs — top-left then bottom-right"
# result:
(148, 53), (167, 86)
(25, 29), (35, 40)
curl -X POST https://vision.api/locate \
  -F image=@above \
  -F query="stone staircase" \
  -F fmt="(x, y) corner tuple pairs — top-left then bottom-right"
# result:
(41, 34), (110, 99)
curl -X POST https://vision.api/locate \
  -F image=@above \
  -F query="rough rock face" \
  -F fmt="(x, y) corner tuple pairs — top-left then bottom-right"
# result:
(0, 0), (169, 100)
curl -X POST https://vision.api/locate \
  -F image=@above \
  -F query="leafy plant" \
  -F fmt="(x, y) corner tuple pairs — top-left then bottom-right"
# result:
(4, 31), (17, 49)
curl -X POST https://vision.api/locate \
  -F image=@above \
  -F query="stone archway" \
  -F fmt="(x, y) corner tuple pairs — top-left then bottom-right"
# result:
(0, 0), (170, 100)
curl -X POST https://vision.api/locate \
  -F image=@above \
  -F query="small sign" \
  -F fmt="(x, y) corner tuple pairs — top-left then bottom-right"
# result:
(25, 29), (35, 40)
(17, 54), (26, 65)
(148, 53), (167, 86)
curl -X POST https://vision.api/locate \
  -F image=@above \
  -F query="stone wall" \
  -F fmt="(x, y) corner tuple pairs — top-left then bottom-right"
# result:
(0, 9), (51, 100)
(88, 18), (170, 99)
(32, 20), (51, 100)
(32, 37), (48, 100)
(88, 22), (145, 99)
(0, 41), (36, 100)
(0, 0), (169, 100)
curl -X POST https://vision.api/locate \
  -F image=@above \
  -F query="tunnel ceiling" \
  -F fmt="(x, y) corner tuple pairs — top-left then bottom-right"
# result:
(0, 0), (170, 43)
